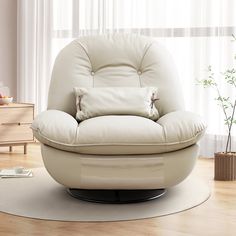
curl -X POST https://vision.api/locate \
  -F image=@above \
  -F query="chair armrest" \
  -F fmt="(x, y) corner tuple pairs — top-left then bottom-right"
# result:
(31, 110), (78, 145)
(157, 111), (207, 143)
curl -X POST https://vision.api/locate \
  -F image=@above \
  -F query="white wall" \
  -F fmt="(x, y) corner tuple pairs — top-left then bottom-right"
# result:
(0, 0), (17, 98)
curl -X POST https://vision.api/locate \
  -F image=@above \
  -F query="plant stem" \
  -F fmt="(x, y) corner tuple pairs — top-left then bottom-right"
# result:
(215, 85), (230, 130)
(226, 81), (236, 153)
(215, 85), (231, 152)
(215, 83), (232, 153)
(225, 98), (236, 153)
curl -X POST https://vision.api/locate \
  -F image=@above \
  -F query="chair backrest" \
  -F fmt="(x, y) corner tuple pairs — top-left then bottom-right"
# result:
(48, 34), (184, 117)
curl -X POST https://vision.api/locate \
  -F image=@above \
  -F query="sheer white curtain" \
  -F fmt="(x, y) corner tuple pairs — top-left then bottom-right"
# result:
(17, 0), (52, 113)
(17, 0), (236, 157)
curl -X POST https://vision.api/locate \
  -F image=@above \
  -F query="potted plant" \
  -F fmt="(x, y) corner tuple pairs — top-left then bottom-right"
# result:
(198, 36), (236, 181)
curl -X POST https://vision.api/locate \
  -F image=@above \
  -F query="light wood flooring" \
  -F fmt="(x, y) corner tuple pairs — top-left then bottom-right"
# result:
(0, 143), (235, 236)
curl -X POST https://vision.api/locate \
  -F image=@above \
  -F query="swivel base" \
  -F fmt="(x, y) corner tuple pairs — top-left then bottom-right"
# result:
(67, 189), (166, 204)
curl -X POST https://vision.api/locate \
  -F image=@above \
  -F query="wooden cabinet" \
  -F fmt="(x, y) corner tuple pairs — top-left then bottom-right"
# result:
(0, 103), (34, 154)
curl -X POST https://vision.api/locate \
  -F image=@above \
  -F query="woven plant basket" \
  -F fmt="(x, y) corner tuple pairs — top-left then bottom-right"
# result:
(214, 152), (236, 181)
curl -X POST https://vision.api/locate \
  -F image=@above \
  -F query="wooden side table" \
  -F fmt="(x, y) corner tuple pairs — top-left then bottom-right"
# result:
(0, 103), (34, 154)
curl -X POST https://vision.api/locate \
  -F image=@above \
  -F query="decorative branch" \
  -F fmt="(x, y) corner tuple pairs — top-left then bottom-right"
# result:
(197, 65), (236, 154)
(226, 98), (236, 152)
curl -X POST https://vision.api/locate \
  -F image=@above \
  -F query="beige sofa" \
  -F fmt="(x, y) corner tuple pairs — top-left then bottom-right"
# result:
(32, 34), (206, 203)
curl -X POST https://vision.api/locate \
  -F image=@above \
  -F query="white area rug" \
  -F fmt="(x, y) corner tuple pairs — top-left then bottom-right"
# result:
(0, 168), (210, 222)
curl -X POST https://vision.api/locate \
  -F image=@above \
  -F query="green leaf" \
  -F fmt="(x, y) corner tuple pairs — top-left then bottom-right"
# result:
(215, 96), (223, 101)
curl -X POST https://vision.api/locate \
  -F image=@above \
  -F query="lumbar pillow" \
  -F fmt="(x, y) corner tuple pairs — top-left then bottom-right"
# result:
(74, 87), (159, 121)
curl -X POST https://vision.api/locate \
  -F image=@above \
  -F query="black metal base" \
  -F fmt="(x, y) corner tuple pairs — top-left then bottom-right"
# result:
(67, 189), (166, 204)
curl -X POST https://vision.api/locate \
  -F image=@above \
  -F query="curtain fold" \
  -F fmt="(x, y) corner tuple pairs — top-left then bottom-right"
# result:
(17, 0), (236, 157)
(17, 0), (52, 113)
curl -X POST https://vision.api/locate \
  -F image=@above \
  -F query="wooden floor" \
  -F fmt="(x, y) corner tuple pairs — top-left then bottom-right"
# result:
(0, 144), (235, 236)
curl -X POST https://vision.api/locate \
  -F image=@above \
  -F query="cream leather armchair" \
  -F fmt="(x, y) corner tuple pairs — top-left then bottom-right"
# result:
(32, 34), (206, 203)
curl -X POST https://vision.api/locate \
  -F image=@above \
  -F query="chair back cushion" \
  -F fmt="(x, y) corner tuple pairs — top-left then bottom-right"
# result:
(48, 34), (184, 117)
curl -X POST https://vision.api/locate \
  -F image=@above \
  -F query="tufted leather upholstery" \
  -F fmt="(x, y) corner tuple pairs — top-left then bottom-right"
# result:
(33, 33), (206, 155)
(32, 34), (206, 189)
(48, 34), (184, 117)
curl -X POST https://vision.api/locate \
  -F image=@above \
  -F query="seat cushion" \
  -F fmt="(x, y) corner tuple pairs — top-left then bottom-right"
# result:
(32, 110), (206, 155)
